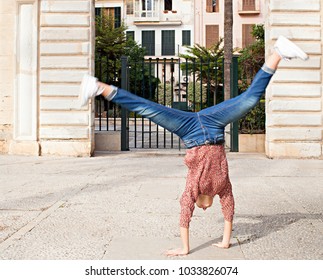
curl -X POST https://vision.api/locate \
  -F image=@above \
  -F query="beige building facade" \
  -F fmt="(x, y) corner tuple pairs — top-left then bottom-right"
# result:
(0, 0), (322, 158)
(265, 0), (323, 158)
(0, 0), (95, 156)
(194, 0), (266, 48)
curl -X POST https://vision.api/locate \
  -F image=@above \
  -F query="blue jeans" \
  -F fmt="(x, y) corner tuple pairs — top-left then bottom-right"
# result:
(108, 65), (274, 148)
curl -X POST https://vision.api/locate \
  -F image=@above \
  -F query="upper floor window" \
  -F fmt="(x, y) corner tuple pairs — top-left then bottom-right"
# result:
(206, 0), (219, 13)
(134, 0), (159, 18)
(242, 0), (255, 11)
(142, 0), (153, 11)
(95, 7), (121, 28)
(165, 0), (172, 11)
(126, 0), (134, 15)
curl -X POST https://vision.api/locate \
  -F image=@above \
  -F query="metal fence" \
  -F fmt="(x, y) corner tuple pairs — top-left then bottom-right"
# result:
(95, 55), (239, 151)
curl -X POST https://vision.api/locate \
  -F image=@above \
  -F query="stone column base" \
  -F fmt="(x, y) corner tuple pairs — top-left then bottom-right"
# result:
(239, 134), (265, 153)
(9, 141), (40, 156)
(95, 131), (121, 151)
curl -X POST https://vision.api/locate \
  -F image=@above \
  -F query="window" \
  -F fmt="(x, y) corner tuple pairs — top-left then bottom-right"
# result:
(95, 8), (101, 16)
(114, 7), (121, 28)
(141, 0), (155, 17)
(162, 30), (175, 56)
(142, 0), (153, 11)
(205, 25), (219, 48)
(165, 0), (172, 11)
(126, 31), (135, 41)
(126, 0), (134, 15)
(242, 24), (255, 47)
(242, 0), (255, 11)
(102, 7), (114, 17)
(182, 30), (191, 46)
(95, 7), (121, 28)
(142, 31), (155, 56)
(206, 0), (219, 13)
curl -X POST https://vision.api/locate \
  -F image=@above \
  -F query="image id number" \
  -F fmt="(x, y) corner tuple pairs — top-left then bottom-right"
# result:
(179, 266), (238, 276)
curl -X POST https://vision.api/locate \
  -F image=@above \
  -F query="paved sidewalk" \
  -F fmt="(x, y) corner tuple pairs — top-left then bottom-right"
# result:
(0, 151), (322, 260)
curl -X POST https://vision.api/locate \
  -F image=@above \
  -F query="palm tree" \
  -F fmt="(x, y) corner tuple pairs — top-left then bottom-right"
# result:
(179, 39), (224, 109)
(224, 0), (233, 100)
(179, 39), (224, 86)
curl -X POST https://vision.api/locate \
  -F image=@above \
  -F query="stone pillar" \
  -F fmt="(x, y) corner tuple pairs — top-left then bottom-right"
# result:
(10, 1), (40, 155)
(0, 1), (15, 154)
(0, 0), (95, 156)
(39, 0), (95, 156)
(265, 0), (323, 158)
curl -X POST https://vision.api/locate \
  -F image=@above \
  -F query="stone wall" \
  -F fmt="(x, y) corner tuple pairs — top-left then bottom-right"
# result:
(0, 0), (94, 156)
(265, 0), (323, 158)
(0, 1), (15, 154)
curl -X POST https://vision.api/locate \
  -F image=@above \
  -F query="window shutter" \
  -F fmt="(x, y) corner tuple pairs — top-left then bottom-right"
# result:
(243, 0), (255, 11)
(142, 31), (155, 56)
(242, 24), (254, 47)
(205, 25), (219, 48)
(182, 30), (191, 46)
(215, 0), (219, 12)
(162, 30), (175, 56)
(206, 0), (213, 13)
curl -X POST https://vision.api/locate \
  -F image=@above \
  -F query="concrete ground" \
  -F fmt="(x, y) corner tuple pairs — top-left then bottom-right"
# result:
(0, 151), (322, 260)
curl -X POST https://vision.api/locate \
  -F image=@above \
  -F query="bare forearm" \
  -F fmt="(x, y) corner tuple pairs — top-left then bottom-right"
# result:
(222, 220), (232, 246)
(213, 220), (232, 249)
(180, 227), (190, 254)
(165, 227), (190, 256)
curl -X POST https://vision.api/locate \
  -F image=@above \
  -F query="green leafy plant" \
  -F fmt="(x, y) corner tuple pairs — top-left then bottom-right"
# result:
(180, 39), (224, 86)
(238, 24), (266, 134)
(179, 39), (224, 109)
(95, 14), (158, 115)
(95, 14), (127, 85)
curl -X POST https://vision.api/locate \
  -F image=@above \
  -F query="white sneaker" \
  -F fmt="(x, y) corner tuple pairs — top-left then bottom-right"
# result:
(79, 74), (104, 107)
(274, 36), (308, 61)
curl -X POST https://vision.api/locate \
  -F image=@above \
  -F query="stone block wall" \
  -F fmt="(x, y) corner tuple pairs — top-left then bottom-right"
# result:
(265, 0), (323, 158)
(0, 0), (94, 156)
(0, 1), (15, 153)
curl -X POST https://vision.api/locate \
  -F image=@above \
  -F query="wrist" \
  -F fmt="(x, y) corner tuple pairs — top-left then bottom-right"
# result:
(182, 247), (189, 254)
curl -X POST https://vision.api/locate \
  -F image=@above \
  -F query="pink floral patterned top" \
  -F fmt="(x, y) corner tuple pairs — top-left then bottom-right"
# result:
(180, 145), (234, 228)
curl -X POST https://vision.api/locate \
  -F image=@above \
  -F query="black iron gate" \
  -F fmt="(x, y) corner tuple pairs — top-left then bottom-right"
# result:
(95, 55), (239, 151)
